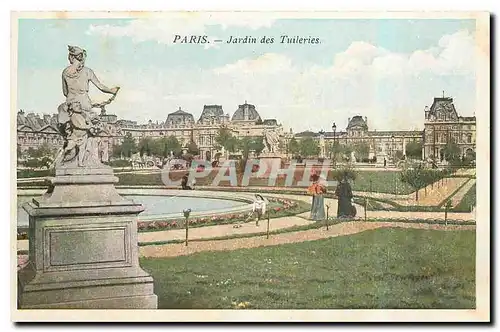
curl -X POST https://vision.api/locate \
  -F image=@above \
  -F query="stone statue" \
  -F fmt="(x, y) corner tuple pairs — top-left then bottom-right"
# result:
(319, 133), (325, 158)
(350, 150), (357, 163)
(262, 128), (280, 154)
(53, 45), (120, 168)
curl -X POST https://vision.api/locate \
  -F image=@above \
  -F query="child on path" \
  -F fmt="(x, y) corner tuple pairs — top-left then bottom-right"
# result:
(233, 194), (267, 228)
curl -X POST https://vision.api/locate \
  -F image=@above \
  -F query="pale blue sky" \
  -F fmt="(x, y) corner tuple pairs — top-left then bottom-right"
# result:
(16, 17), (477, 132)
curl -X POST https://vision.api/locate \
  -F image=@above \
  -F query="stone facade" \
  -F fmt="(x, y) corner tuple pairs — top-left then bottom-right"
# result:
(295, 115), (423, 161)
(16, 95), (476, 162)
(17, 102), (282, 162)
(423, 97), (476, 161)
(294, 95), (476, 162)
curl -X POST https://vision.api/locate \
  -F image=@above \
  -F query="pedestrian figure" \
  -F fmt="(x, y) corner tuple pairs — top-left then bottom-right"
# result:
(234, 194), (267, 228)
(384, 157), (387, 168)
(334, 176), (355, 218)
(308, 173), (326, 221)
(181, 173), (194, 190)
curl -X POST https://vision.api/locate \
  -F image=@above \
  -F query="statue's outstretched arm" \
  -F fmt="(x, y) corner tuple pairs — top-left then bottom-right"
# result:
(89, 69), (118, 95)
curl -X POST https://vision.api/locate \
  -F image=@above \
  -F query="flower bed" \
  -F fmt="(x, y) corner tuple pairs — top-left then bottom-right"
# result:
(15, 197), (309, 239)
(136, 197), (308, 232)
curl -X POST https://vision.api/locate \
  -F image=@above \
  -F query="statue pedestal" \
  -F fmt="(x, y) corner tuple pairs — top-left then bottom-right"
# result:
(17, 166), (158, 309)
(257, 154), (282, 178)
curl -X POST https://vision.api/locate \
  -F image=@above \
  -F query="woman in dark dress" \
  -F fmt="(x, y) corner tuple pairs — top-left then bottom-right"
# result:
(335, 177), (354, 218)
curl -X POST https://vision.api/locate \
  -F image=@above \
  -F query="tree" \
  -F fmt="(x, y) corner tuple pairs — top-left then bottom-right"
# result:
(164, 136), (182, 157)
(138, 137), (154, 157)
(333, 165), (357, 183)
(339, 144), (353, 161)
(288, 137), (300, 156)
(186, 141), (199, 156)
(329, 141), (340, 160)
(298, 137), (320, 157)
(399, 168), (449, 201)
(27, 143), (55, 159)
(115, 133), (138, 158)
(225, 136), (240, 153)
(215, 127), (234, 151)
(352, 142), (370, 160)
(250, 136), (265, 156)
(400, 168), (428, 201)
(235, 136), (263, 159)
(17, 144), (23, 161)
(149, 136), (182, 157)
(394, 150), (404, 161)
(405, 141), (423, 160)
(443, 141), (461, 164)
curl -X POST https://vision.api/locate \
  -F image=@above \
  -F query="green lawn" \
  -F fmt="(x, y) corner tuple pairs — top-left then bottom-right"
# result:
(453, 183), (476, 212)
(352, 171), (413, 195)
(18, 169), (415, 195)
(140, 228), (475, 309)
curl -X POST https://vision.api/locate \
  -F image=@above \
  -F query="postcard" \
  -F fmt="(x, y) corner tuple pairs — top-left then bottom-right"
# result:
(11, 11), (490, 322)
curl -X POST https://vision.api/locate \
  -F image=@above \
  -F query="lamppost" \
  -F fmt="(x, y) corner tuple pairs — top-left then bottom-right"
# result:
(331, 122), (337, 166)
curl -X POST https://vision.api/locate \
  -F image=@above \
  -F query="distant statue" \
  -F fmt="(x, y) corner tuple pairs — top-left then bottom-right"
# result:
(262, 129), (280, 154)
(53, 45), (120, 168)
(319, 134), (326, 158)
(350, 150), (357, 163)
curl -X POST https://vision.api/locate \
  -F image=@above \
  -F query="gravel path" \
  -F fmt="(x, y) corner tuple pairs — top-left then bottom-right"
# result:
(17, 220), (474, 270)
(139, 221), (475, 258)
(449, 179), (476, 207)
(139, 216), (314, 243)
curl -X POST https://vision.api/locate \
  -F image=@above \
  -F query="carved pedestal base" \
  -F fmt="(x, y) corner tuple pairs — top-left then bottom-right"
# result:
(17, 166), (158, 309)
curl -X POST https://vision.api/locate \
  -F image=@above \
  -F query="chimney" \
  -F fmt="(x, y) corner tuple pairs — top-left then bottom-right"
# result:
(364, 116), (368, 125)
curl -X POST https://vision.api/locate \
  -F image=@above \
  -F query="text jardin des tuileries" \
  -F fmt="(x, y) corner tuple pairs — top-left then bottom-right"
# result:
(173, 35), (321, 44)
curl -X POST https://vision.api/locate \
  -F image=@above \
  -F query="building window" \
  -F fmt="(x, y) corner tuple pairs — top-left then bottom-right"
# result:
(467, 134), (472, 143)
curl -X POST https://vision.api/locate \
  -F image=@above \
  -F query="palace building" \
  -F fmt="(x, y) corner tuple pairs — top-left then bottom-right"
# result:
(16, 94), (476, 163)
(16, 102), (283, 162)
(295, 115), (423, 162)
(422, 96), (476, 161)
(293, 94), (476, 163)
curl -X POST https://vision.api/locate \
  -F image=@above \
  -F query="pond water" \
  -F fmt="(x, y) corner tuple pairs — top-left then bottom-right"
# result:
(16, 195), (246, 227)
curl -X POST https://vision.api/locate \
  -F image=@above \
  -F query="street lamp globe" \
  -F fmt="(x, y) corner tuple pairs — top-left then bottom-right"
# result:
(332, 123), (336, 132)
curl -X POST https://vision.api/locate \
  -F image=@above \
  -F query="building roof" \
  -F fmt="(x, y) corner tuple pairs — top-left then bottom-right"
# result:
(294, 130), (319, 137)
(231, 102), (262, 122)
(166, 107), (195, 125)
(198, 105), (225, 122)
(347, 116), (368, 131)
(427, 97), (459, 121)
(262, 119), (278, 126)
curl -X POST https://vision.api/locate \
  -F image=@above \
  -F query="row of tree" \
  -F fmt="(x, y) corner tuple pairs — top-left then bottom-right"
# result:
(112, 133), (199, 159)
(285, 137), (424, 161)
(214, 128), (266, 172)
(400, 167), (455, 201)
